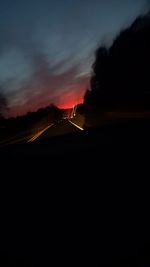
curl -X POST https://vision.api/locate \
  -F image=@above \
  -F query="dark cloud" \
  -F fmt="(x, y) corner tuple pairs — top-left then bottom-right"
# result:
(146, 0), (150, 6)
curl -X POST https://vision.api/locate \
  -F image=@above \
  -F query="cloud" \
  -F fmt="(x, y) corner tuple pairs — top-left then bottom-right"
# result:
(5, 50), (88, 117)
(0, 0), (149, 117)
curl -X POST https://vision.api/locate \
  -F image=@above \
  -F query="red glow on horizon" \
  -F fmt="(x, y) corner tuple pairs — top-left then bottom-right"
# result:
(57, 98), (83, 110)
(55, 83), (86, 110)
(7, 93), (84, 118)
(7, 94), (84, 118)
(6, 79), (89, 118)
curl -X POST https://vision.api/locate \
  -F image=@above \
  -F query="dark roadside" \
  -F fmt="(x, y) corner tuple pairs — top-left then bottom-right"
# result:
(0, 119), (150, 266)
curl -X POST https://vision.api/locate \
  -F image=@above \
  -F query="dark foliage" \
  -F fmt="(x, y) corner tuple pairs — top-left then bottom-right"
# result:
(0, 92), (7, 118)
(0, 104), (63, 142)
(84, 12), (150, 127)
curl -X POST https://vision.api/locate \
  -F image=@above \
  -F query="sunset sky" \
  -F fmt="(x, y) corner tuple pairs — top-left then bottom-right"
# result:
(0, 0), (149, 117)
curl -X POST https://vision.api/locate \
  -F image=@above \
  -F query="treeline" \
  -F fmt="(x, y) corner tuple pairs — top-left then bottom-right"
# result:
(84, 11), (150, 127)
(0, 104), (63, 132)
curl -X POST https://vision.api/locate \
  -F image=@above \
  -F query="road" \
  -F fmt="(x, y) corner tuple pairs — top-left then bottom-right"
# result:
(68, 120), (84, 131)
(0, 118), (84, 146)
(27, 119), (84, 142)
(27, 124), (54, 143)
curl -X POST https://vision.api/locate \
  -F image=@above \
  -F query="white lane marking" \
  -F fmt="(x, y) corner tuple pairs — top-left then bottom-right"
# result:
(27, 124), (54, 143)
(68, 120), (84, 131)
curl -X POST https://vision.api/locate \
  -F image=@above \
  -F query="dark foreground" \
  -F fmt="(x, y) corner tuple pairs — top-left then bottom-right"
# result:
(1, 119), (150, 266)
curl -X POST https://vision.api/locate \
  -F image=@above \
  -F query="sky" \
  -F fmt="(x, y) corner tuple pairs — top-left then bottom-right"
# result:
(0, 0), (149, 117)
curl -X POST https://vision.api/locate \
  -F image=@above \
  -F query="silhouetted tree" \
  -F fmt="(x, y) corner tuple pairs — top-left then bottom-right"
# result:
(76, 104), (84, 115)
(0, 92), (7, 118)
(84, 12), (150, 127)
(3, 103), (63, 136)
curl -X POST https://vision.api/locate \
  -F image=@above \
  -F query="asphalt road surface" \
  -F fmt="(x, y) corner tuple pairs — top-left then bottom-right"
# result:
(28, 119), (84, 142)
(0, 119), (84, 147)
